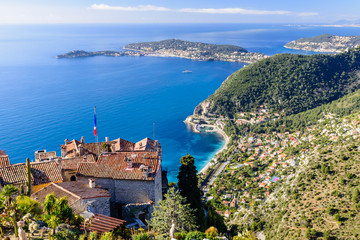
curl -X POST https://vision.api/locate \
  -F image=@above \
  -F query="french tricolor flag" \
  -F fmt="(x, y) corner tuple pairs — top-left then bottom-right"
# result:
(94, 106), (97, 136)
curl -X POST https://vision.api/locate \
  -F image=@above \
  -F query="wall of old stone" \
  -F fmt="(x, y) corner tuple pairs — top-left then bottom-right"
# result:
(92, 178), (156, 204)
(72, 197), (111, 216)
(154, 166), (162, 204)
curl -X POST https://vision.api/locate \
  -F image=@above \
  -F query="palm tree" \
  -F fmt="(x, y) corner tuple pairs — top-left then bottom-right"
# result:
(1, 185), (19, 237)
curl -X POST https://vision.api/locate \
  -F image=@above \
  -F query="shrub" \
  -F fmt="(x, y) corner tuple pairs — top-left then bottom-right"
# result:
(88, 231), (98, 240)
(185, 231), (206, 240)
(323, 230), (331, 240)
(52, 229), (75, 240)
(100, 232), (114, 240)
(133, 232), (151, 240)
(175, 231), (187, 240)
(205, 226), (218, 239)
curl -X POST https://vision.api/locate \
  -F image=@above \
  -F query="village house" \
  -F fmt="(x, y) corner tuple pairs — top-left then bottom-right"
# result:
(0, 136), (167, 226)
(31, 180), (111, 216)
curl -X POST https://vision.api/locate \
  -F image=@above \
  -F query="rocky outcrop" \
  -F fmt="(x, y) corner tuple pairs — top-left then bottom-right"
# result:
(193, 100), (213, 115)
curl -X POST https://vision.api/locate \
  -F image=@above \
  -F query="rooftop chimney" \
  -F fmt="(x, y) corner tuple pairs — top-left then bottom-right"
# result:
(64, 139), (69, 145)
(89, 179), (95, 188)
(81, 136), (85, 143)
(105, 137), (109, 142)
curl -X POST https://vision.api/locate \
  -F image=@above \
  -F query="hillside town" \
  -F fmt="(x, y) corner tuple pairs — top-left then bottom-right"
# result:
(0, 136), (168, 233)
(284, 34), (360, 53)
(187, 107), (360, 224)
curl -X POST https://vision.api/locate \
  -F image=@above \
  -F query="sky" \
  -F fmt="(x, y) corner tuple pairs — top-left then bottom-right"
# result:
(1, 0), (360, 25)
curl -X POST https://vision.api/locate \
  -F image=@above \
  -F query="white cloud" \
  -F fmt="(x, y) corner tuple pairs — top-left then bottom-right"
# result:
(89, 4), (318, 17)
(179, 8), (290, 15)
(89, 4), (170, 12)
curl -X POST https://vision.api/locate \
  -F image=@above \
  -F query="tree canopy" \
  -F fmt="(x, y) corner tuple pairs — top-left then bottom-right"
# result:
(202, 47), (360, 117)
(149, 188), (197, 239)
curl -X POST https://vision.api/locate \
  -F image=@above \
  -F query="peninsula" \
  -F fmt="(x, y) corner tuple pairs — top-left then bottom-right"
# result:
(57, 39), (268, 64)
(284, 34), (360, 53)
(124, 39), (267, 63)
(56, 50), (143, 58)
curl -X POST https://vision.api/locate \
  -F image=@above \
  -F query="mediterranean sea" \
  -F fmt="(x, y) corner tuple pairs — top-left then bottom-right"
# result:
(1, 23), (360, 182)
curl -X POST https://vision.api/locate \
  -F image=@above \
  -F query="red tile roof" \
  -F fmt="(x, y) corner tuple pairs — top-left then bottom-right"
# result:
(0, 161), (63, 186)
(0, 155), (10, 168)
(77, 152), (160, 181)
(59, 155), (96, 170)
(83, 213), (125, 233)
(31, 182), (111, 206)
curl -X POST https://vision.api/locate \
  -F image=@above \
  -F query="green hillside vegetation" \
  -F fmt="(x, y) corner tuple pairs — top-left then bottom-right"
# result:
(125, 39), (248, 54)
(200, 48), (360, 117)
(245, 87), (360, 134)
(236, 128), (360, 239)
(207, 109), (360, 239)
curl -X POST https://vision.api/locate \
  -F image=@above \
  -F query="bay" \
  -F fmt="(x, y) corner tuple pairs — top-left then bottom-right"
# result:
(1, 24), (360, 182)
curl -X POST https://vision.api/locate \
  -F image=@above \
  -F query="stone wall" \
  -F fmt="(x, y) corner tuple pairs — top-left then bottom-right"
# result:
(93, 178), (156, 204)
(154, 166), (162, 204)
(71, 197), (111, 216)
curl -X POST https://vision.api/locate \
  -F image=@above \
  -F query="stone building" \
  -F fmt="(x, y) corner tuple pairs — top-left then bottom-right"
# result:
(31, 180), (111, 216)
(0, 136), (167, 225)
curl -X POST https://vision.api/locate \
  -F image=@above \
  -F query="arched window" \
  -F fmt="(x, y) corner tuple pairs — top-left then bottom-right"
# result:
(70, 175), (76, 181)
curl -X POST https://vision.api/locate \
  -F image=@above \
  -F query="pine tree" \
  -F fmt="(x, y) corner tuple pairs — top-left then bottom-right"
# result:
(26, 158), (32, 196)
(177, 154), (206, 230)
(150, 188), (197, 239)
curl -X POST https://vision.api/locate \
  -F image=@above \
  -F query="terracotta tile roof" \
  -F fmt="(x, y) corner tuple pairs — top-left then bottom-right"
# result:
(0, 150), (6, 156)
(0, 161), (63, 186)
(134, 138), (161, 152)
(77, 152), (161, 181)
(31, 182), (110, 206)
(55, 182), (111, 199)
(0, 155), (10, 168)
(83, 213), (125, 233)
(31, 183), (80, 206)
(59, 155), (96, 170)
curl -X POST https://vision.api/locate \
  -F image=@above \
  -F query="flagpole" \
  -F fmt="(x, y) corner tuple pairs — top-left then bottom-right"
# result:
(94, 106), (99, 159)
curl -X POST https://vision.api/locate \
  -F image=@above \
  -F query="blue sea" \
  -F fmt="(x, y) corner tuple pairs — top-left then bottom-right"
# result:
(1, 23), (360, 182)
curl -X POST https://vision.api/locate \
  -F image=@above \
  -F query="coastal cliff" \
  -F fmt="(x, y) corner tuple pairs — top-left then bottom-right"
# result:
(284, 34), (360, 53)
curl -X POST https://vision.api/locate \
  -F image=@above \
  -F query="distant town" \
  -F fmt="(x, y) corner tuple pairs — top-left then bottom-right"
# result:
(57, 39), (268, 64)
(285, 34), (360, 53)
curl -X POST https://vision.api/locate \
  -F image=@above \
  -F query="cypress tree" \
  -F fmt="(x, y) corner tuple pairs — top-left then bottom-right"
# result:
(177, 154), (206, 230)
(26, 158), (32, 196)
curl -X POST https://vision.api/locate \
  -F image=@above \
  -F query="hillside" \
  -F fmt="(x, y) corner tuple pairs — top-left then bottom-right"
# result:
(285, 34), (360, 53)
(194, 48), (360, 118)
(232, 113), (360, 239)
(203, 93), (360, 238)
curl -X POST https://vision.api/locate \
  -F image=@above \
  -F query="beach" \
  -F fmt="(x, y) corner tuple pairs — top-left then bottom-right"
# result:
(184, 116), (230, 174)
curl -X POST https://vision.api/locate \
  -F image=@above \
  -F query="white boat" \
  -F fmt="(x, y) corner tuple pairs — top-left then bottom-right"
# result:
(182, 70), (192, 73)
